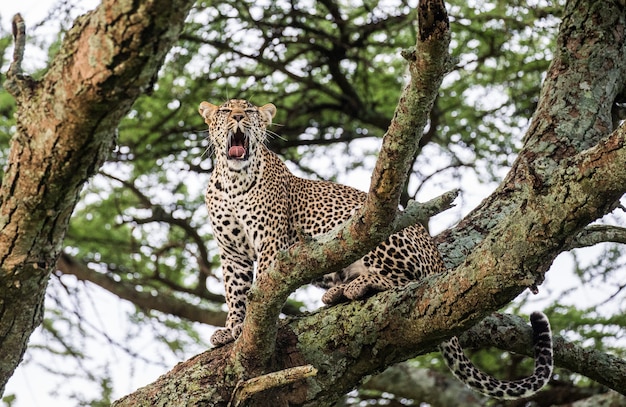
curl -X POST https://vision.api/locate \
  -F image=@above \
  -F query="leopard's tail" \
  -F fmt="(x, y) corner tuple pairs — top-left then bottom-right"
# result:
(439, 311), (553, 400)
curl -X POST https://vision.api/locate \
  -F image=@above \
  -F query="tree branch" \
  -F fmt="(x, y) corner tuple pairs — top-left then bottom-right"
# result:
(229, 365), (318, 407)
(397, 189), (459, 229)
(56, 252), (227, 326)
(566, 224), (626, 250)
(0, 0), (196, 393)
(361, 362), (485, 406)
(8, 14), (25, 76)
(112, 296), (626, 406)
(459, 313), (626, 395)
(102, 171), (215, 280)
(4, 14), (34, 99)
(571, 391), (626, 407)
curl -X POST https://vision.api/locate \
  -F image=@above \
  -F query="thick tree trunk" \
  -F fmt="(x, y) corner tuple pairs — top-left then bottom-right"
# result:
(436, 0), (626, 265)
(114, 0), (626, 406)
(0, 0), (195, 395)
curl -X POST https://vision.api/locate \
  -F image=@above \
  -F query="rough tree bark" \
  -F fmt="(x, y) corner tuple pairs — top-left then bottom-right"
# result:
(0, 0), (196, 395)
(1, 0), (625, 406)
(113, 0), (626, 406)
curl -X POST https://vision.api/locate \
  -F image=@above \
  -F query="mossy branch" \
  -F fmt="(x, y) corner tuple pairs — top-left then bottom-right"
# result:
(460, 313), (626, 395)
(566, 224), (626, 249)
(228, 365), (318, 407)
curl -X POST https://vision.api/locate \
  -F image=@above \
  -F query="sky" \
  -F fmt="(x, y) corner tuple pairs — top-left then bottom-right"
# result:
(2, 1), (625, 406)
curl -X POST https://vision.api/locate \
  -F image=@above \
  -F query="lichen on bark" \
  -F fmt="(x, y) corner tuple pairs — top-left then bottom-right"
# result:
(0, 0), (196, 395)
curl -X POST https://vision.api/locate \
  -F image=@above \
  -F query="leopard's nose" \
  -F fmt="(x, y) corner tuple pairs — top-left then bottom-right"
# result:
(232, 114), (244, 122)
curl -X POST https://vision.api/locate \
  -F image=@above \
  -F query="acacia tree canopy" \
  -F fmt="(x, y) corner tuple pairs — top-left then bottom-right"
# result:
(1, 0), (626, 406)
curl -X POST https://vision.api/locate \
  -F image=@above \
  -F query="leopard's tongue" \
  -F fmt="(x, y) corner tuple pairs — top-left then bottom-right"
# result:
(228, 145), (246, 158)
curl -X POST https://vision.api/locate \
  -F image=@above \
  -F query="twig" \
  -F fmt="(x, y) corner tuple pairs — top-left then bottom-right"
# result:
(566, 224), (626, 250)
(397, 188), (459, 229)
(228, 365), (318, 407)
(9, 14), (26, 77)
(6, 13), (35, 98)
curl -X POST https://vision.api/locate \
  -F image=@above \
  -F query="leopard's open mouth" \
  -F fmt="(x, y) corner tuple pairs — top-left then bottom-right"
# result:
(227, 129), (249, 160)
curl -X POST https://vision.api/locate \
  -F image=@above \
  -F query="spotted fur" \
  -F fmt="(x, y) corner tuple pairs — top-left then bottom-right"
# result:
(198, 99), (553, 399)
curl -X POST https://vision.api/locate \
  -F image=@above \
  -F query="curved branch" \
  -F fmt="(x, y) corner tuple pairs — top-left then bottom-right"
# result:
(229, 365), (318, 407)
(459, 313), (626, 396)
(361, 362), (485, 406)
(101, 171), (215, 280)
(56, 252), (227, 326)
(4, 14), (35, 99)
(398, 189), (459, 229)
(566, 224), (626, 250)
(571, 392), (626, 407)
(8, 14), (26, 75)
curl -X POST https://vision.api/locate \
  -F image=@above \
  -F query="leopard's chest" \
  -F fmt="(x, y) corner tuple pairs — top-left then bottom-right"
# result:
(206, 168), (291, 257)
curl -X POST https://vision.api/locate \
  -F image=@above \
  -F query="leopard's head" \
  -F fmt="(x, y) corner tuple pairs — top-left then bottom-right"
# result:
(199, 99), (276, 170)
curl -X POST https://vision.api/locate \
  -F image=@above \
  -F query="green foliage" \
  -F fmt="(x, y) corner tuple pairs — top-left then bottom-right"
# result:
(545, 303), (626, 356)
(1, 394), (16, 407)
(68, 375), (113, 407)
(431, 0), (562, 184)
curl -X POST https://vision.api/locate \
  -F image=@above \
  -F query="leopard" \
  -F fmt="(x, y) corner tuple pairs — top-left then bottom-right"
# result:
(198, 99), (554, 399)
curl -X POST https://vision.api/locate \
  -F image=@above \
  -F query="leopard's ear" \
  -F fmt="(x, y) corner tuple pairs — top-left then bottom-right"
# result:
(259, 103), (277, 125)
(198, 102), (219, 124)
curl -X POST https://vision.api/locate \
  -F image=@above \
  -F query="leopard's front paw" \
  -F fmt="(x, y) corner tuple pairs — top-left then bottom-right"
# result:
(210, 328), (235, 347)
(322, 285), (346, 305)
(210, 322), (244, 347)
(344, 275), (392, 301)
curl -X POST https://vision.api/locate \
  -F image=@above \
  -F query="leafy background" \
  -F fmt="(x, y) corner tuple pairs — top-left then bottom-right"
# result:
(1, 0), (625, 405)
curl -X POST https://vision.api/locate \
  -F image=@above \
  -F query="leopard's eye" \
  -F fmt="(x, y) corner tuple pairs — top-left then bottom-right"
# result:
(218, 108), (232, 114)
(244, 109), (257, 114)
